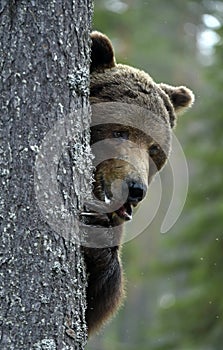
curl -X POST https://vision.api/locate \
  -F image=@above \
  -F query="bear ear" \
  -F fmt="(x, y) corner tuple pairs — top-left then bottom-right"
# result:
(159, 83), (195, 115)
(90, 31), (116, 72)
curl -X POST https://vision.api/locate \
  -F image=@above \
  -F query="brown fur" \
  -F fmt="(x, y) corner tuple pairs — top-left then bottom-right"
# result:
(83, 246), (123, 334)
(82, 31), (195, 335)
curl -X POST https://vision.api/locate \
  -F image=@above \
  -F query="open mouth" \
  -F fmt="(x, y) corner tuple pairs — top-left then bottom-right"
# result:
(80, 201), (134, 226)
(80, 191), (134, 226)
(80, 176), (142, 226)
(115, 202), (133, 221)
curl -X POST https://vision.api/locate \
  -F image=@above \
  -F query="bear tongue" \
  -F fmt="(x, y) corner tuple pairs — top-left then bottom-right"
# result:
(116, 203), (132, 221)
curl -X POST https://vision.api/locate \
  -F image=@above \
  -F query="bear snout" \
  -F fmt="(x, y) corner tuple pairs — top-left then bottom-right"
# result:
(127, 181), (147, 205)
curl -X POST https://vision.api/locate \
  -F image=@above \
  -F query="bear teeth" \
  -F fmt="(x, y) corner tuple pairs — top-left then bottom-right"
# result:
(116, 203), (133, 221)
(104, 193), (111, 204)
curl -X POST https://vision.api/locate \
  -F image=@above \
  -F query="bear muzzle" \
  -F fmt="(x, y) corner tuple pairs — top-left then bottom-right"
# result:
(112, 180), (147, 222)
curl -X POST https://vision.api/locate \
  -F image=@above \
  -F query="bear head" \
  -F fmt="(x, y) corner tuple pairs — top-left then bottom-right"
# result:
(86, 31), (194, 231)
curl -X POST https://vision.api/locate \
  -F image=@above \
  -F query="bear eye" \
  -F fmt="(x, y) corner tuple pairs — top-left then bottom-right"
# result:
(113, 131), (129, 139)
(148, 144), (160, 157)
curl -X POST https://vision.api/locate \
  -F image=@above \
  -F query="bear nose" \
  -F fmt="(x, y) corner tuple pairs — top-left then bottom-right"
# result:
(127, 181), (147, 204)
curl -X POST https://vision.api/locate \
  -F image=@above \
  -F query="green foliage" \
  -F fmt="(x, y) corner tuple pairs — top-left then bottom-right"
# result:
(88, 1), (223, 349)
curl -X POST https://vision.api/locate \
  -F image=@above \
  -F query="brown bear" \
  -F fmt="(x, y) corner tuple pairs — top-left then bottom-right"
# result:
(81, 31), (194, 335)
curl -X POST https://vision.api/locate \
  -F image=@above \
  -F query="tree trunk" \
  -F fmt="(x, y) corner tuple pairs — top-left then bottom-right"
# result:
(0, 1), (93, 349)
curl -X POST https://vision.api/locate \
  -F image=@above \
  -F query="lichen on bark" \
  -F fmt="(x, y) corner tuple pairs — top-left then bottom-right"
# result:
(0, 1), (93, 349)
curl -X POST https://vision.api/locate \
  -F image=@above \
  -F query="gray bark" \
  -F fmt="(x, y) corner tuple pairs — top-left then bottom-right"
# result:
(0, 1), (93, 349)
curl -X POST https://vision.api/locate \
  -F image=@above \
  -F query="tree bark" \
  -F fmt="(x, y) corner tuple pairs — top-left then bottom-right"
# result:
(0, 1), (93, 349)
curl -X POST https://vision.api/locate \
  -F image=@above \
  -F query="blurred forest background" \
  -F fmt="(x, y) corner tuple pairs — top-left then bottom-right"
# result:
(88, 1), (223, 349)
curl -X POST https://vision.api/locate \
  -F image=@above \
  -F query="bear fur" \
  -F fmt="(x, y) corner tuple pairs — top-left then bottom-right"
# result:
(82, 31), (194, 335)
